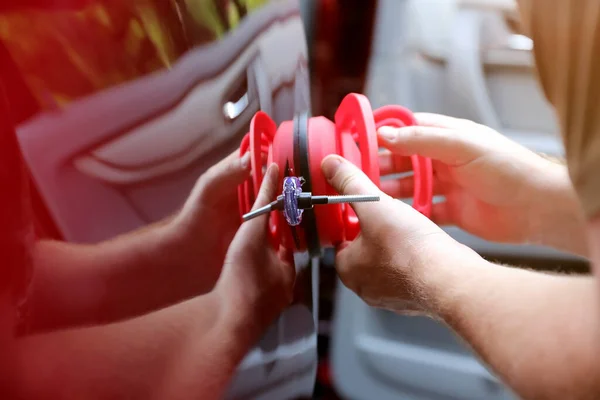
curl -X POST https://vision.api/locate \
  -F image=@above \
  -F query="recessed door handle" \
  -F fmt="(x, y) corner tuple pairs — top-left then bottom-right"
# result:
(223, 92), (249, 121)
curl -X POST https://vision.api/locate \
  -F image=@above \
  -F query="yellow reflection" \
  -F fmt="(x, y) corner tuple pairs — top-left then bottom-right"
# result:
(0, 0), (268, 110)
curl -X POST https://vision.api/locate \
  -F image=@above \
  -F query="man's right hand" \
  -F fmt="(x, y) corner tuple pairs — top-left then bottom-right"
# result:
(320, 154), (600, 400)
(377, 113), (586, 254)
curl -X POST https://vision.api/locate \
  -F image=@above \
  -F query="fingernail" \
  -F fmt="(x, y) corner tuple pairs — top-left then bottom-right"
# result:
(321, 155), (343, 180)
(378, 126), (397, 141)
(240, 152), (251, 169)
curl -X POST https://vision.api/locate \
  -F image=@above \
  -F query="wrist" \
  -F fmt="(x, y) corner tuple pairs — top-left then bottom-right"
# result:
(159, 215), (201, 264)
(416, 239), (488, 318)
(526, 162), (587, 255)
(214, 285), (266, 349)
(161, 216), (227, 291)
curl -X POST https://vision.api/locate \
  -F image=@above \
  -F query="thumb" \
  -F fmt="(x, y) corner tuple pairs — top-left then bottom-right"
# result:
(321, 155), (389, 220)
(237, 163), (279, 244)
(377, 125), (481, 167)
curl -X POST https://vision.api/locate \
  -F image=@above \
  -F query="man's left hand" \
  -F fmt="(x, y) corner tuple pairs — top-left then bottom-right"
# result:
(166, 150), (252, 293)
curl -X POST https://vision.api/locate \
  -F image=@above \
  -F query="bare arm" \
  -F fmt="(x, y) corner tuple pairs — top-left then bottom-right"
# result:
(526, 161), (588, 257)
(28, 219), (195, 331)
(440, 3), (600, 393)
(4, 163), (292, 400)
(423, 244), (600, 400)
(27, 151), (251, 332)
(322, 155), (600, 400)
(8, 291), (259, 400)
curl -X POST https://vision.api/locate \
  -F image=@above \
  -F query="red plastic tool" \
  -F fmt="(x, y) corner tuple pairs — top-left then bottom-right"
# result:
(237, 93), (433, 253)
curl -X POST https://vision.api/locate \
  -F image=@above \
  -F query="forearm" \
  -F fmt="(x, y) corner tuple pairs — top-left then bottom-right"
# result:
(422, 246), (600, 400)
(29, 217), (215, 332)
(10, 291), (260, 400)
(528, 162), (588, 257)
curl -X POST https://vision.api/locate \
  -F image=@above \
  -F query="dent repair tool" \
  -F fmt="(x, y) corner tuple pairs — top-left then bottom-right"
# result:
(242, 176), (380, 225)
(237, 93), (434, 257)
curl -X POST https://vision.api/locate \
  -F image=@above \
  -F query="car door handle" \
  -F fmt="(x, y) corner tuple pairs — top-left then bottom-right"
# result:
(223, 91), (250, 121)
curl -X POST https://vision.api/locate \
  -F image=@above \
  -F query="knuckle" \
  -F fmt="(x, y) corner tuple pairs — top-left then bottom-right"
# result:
(353, 282), (365, 300)
(336, 261), (351, 282)
(194, 175), (212, 205)
(223, 158), (239, 177)
(407, 126), (427, 139)
(197, 167), (213, 188)
(442, 129), (463, 148)
(336, 262), (356, 288)
(205, 161), (224, 182)
(337, 170), (362, 194)
(337, 260), (366, 295)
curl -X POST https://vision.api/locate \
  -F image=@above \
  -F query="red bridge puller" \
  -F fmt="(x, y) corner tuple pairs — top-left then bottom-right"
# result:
(238, 93), (433, 257)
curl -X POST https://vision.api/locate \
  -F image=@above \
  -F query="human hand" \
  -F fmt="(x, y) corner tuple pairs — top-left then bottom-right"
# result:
(377, 113), (582, 247)
(321, 154), (476, 314)
(215, 163), (296, 330)
(167, 151), (252, 292)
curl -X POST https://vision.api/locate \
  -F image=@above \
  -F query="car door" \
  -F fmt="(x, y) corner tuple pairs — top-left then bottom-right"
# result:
(330, 0), (587, 399)
(1, 0), (316, 398)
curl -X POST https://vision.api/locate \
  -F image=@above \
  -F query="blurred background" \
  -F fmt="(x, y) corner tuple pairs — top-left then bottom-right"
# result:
(0, 0), (589, 399)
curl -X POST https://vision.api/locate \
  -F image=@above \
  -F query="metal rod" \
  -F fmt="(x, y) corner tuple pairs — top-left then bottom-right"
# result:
(242, 200), (279, 222)
(242, 193), (380, 222)
(324, 195), (380, 204)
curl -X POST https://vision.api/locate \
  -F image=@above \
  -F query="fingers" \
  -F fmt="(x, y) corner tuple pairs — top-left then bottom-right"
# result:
(251, 163), (278, 211)
(321, 155), (390, 220)
(413, 113), (475, 129)
(380, 175), (445, 199)
(194, 150), (251, 206)
(429, 200), (455, 226)
(242, 163), (279, 241)
(209, 150), (252, 187)
(377, 125), (480, 167)
(378, 150), (413, 175)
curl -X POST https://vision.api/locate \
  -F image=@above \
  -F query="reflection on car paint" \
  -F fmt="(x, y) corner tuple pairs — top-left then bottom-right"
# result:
(1, 1), (316, 399)
(11, 0), (309, 241)
(0, 0), (270, 110)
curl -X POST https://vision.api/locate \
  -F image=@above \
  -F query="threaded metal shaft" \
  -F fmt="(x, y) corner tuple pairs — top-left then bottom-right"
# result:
(242, 194), (380, 223)
(326, 195), (380, 204)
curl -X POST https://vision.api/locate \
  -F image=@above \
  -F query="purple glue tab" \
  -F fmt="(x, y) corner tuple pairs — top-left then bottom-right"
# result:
(282, 176), (303, 226)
